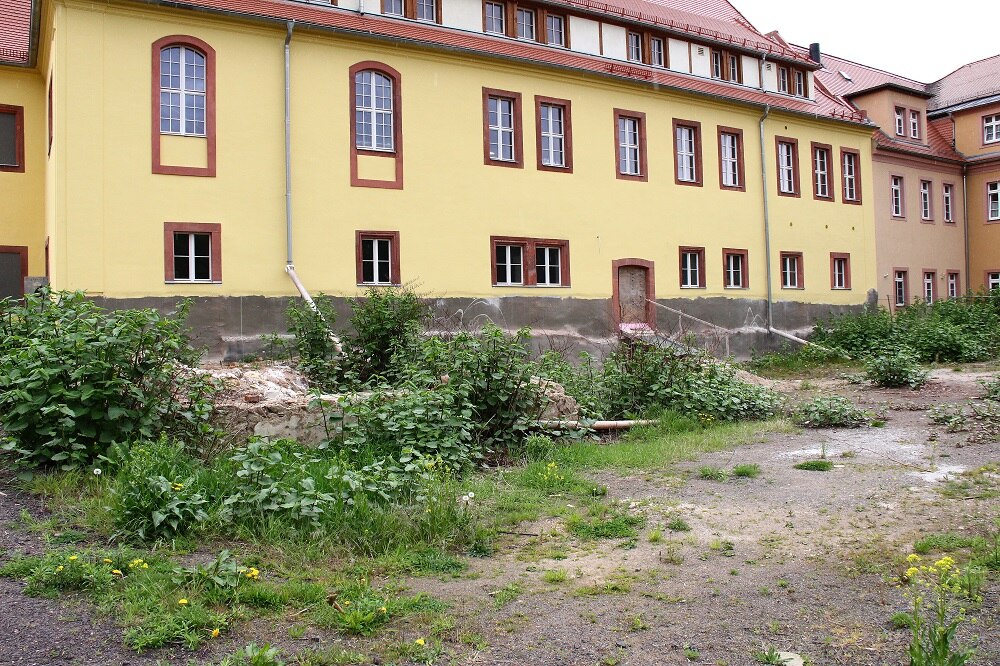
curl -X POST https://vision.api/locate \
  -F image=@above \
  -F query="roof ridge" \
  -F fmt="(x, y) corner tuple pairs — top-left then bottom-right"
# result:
(794, 46), (928, 87)
(931, 52), (1000, 85)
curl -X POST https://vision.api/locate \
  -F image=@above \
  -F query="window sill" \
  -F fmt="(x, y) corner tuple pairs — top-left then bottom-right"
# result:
(357, 283), (401, 287)
(486, 157), (522, 169)
(724, 286), (748, 290)
(165, 280), (222, 284)
(356, 147), (396, 156)
(720, 184), (746, 192)
(832, 287), (852, 291)
(492, 284), (570, 288)
(676, 179), (703, 188)
(777, 190), (799, 197)
(160, 131), (207, 139)
(680, 285), (704, 290)
(814, 195), (834, 202)
(781, 286), (804, 290)
(842, 199), (862, 206)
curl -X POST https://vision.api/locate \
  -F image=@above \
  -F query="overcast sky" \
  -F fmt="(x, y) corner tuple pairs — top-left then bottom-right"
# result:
(734, 0), (998, 83)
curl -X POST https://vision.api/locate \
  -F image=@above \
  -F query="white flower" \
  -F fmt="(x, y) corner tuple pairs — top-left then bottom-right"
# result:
(93, 468), (102, 476)
(467, 492), (475, 499)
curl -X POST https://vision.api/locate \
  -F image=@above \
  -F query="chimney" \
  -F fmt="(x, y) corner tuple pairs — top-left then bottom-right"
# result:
(809, 43), (821, 63)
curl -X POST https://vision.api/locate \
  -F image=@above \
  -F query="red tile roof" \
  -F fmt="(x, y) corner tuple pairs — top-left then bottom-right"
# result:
(135, 0), (865, 123)
(929, 54), (1000, 111)
(872, 117), (963, 163)
(0, 0), (32, 65)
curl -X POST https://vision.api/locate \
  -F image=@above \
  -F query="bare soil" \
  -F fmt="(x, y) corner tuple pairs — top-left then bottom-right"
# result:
(1, 368), (997, 665)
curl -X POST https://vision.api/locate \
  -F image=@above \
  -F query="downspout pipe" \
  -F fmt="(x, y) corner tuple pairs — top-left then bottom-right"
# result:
(282, 21), (343, 354)
(758, 104), (773, 329)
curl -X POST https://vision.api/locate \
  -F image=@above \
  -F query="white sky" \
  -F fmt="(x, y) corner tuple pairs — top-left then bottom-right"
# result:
(734, 0), (998, 83)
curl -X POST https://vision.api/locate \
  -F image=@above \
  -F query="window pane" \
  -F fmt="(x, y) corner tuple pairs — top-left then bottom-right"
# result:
(0, 112), (17, 166)
(193, 256), (210, 280)
(546, 15), (564, 46)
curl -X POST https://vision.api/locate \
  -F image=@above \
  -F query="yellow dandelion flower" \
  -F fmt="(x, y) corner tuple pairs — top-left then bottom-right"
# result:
(112, 569), (123, 576)
(343, 600), (350, 606)
(178, 598), (189, 606)
(415, 638), (425, 646)
(56, 565), (64, 572)
(211, 628), (220, 638)
(171, 482), (184, 491)
(142, 563), (149, 569)
(379, 606), (387, 613)
(68, 555), (78, 561)
(103, 558), (113, 564)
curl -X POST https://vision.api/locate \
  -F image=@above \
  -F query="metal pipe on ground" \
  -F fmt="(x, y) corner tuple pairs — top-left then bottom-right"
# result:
(537, 420), (659, 431)
(767, 327), (845, 358)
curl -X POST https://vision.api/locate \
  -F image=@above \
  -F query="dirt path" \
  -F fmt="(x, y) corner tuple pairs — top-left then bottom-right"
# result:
(0, 369), (997, 665)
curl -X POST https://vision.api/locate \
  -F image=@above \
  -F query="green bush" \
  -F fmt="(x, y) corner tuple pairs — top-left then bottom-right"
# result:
(342, 286), (430, 385)
(791, 395), (868, 428)
(980, 376), (1000, 402)
(285, 294), (341, 392)
(864, 347), (929, 388)
(0, 290), (218, 470)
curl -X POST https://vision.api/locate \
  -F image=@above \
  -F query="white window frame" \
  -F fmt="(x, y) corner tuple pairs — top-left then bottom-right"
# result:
(650, 38), (665, 67)
(546, 14), (565, 47)
(159, 45), (206, 137)
(361, 237), (392, 285)
(943, 184), (953, 222)
(920, 181), (931, 220)
(989, 182), (1000, 221)
(814, 147), (830, 198)
(894, 271), (907, 306)
(172, 231), (212, 282)
(495, 244), (524, 286)
(355, 70), (394, 151)
(618, 116), (641, 176)
(832, 257), (848, 289)
(516, 8), (535, 40)
(711, 51), (723, 79)
(778, 142), (796, 194)
(985, 114), (1000, 144)
(988, 272), (1000, 291)
(777, 67), (788, 93)
(539, 103), (565, 168)
(730, 55), (740, 83)
(627, 32), (642, 63)
(891, 176), (904, 217)
(948, 273), (958, 298)
(485, 1), (505, 34)
(488, 95), (515, 162)
(910, 110), (920, 139)
(794, 70), (805, 97)
(781, 254), (800, 289)
(843, 152), (857, 201)
(721, 132), (740, 188)
(415, 0), (436, 22)
(675, 125), (697, 183)
(680, 250), (701, 288)
(535, 246), (562, 286)
(383, 0), (404, 15)
(923, 272), (935, 303)
(894, 108), (905, 136)
(725, 252), (745, 289)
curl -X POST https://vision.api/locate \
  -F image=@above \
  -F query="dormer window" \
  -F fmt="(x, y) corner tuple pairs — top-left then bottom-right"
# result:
(794, 71), (805, 97)
(627, 32), (642, 63)
(909, 110), (920, 139)
(382, 0), (439, 22)
(546, 14), (565, 47)
(650, 38), (665, 67)
(516, 8), (535, 40)
(777, 66), (789, 93)
(484, 2), (505, 34)
(711, 49), (742, 84)
(894, 107), (905, 136)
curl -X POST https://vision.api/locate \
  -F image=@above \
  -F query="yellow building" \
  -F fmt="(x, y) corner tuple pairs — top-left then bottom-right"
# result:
(1, 0), (879, 358)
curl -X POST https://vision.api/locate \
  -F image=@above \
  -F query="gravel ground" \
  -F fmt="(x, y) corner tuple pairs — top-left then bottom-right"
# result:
(0, 368), (997, 665)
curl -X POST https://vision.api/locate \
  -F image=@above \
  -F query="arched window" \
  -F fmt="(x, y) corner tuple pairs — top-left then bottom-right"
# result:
(354, 70), (394, 151)
(160, 45), (206, 136)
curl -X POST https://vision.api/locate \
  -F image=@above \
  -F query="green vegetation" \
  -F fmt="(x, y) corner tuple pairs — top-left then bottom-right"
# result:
(863, 347), (929, 389)
(791, 395), (869, 428)
(793, 460), (834, 472)
(748, 343), (852, 378)
(899, 554), (976, 666)
(698, 465), (728, 481)
(732, 463), (761, 478)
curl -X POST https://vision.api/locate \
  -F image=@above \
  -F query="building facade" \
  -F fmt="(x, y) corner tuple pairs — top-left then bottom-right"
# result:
(2, 0), (879, 358)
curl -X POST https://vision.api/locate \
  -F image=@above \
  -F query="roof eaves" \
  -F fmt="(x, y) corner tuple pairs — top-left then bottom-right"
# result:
(844, 81), (932, 100)
(0, 0), (39, 67)
(929, 92), (1000, 116)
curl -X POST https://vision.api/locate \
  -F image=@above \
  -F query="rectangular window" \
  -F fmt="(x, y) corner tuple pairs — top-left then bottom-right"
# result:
(947, 272), (959, 298)
(730, 55), (741, 83)
(536, 97), (572, 171)
(356, 231), (400, 285)
(491, 236), (570, 287)
(831, 253), (850, 290)
(841, 149), (860, 203)
(495, 244), (523, 285)
(794, 70), (805, 97)
(777, 67), (789, 93)
(989, 182), (999, 220)
(650, 38), (665, 67)
(483, 89), (522, 167)
(679, 247), (705, 289)
(943, 184), (954, 222)
(383, 0), (404, 15)
(164, 222), (221, 283)
(484, 1), (505, 34)
(894, 270), (908, 306)
(895, 107), (905, 136)
(986, 114), (1000, 144)
(673, 120), (701, 186)
(627, 32), (642, 62)
(0, 105), (24, 172)
(516, 8), (535, 40)
(988, 271), (1000, 291)
(812, 143), (832, 199)
(780, 252), (803, 289)
(723, 249), (748, 289)
(711, 50), (723, 79)
(718, 128), (743, 190)
(415, 0), (437, 22)
(923, 271), (935, 303)
(615, 110), (646, 180)
(891, 176), (904, 217)
(910, 110), (920, 139)
(777, 137), (799, 196)
(546, 14), (565, 47)
(920, 180), (932, 220)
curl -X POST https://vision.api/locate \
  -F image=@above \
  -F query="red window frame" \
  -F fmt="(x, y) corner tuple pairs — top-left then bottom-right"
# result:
(163, 222), (222, 283)
(490, 236), (570, 287)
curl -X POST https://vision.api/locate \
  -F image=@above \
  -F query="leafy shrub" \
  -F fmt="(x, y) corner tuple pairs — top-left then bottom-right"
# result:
(286, 295), (341, 392)
(791, 395), (868, 428)
(537, 350), (604, 418)
(747, 343), (849, 377)
(927, 403), (967, 431)
(0, 290), (218, 470)
(342, 286), (430, 385)
(863, 347), (928, 388)
(980, 376), (1000, 402)
(812, 306), (894, 358)
(109, 438), (210, 540)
